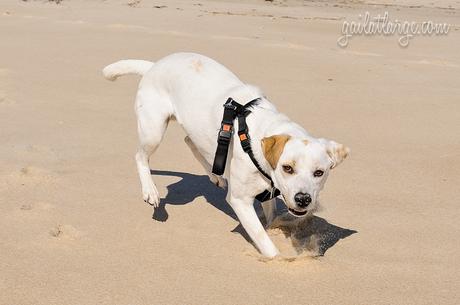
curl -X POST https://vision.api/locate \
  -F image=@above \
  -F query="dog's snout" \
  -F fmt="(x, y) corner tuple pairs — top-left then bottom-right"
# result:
(294, 192), (311, 208)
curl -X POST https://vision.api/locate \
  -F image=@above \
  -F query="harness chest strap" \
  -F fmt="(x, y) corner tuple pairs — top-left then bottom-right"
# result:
(212, 97), (281, 202)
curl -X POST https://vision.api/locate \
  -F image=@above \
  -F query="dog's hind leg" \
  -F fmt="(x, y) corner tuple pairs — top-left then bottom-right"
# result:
(184, 136), (227, 189)
(135, 89), (173, 207)
(262, 198), (276, 227)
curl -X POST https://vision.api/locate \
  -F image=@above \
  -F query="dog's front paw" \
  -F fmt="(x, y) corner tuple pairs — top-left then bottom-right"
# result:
(210, 174), (227, 189)
(142, 187), (160, 207)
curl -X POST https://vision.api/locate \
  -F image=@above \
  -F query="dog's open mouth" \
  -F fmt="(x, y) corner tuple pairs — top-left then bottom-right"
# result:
(288, 207), (308, 217)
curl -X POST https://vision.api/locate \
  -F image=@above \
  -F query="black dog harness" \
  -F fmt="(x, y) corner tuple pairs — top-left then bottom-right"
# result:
(212, 97), (281, 202)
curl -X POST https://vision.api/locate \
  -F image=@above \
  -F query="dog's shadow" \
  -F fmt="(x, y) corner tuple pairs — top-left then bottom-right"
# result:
(151, 170), (356, 256)
(151, 170), (237, 222)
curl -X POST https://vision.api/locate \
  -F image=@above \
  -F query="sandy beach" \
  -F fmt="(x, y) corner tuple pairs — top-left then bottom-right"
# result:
(1, 0), (459, 304)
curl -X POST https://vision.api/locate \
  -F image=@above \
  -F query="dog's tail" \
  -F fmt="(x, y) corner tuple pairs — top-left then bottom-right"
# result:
(102, 59), (154, 81)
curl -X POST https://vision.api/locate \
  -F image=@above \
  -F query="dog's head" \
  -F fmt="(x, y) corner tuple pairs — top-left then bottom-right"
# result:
(261, 135), (349, 217)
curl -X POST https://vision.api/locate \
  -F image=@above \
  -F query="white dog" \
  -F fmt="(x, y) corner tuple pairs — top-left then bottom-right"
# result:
(103, 53), (349, 257)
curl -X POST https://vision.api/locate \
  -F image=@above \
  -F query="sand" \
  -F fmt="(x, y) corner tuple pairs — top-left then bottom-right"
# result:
(0, 0), (459, 304)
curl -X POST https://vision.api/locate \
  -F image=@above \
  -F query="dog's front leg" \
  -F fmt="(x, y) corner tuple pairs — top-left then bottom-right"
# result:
(228, 194), (279, 258)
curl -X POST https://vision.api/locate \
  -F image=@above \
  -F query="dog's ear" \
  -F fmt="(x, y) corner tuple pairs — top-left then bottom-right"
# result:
(319, 138), (350, 169)
(261, 135), (291, 169)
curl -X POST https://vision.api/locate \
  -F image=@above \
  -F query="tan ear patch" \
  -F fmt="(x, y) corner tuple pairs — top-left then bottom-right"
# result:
(261, 135), (291, 169)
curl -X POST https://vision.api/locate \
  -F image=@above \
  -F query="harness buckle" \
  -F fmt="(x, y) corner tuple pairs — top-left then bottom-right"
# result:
(218, 126), (233, 145)
(238, 131), (251, 152)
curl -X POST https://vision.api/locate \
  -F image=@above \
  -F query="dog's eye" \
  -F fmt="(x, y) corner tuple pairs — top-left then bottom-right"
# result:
(282, 165), (294, 174)
(313, 170), (324, 177)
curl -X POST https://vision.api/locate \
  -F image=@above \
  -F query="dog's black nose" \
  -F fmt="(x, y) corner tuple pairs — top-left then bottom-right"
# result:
(294, 192), (311, 208)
